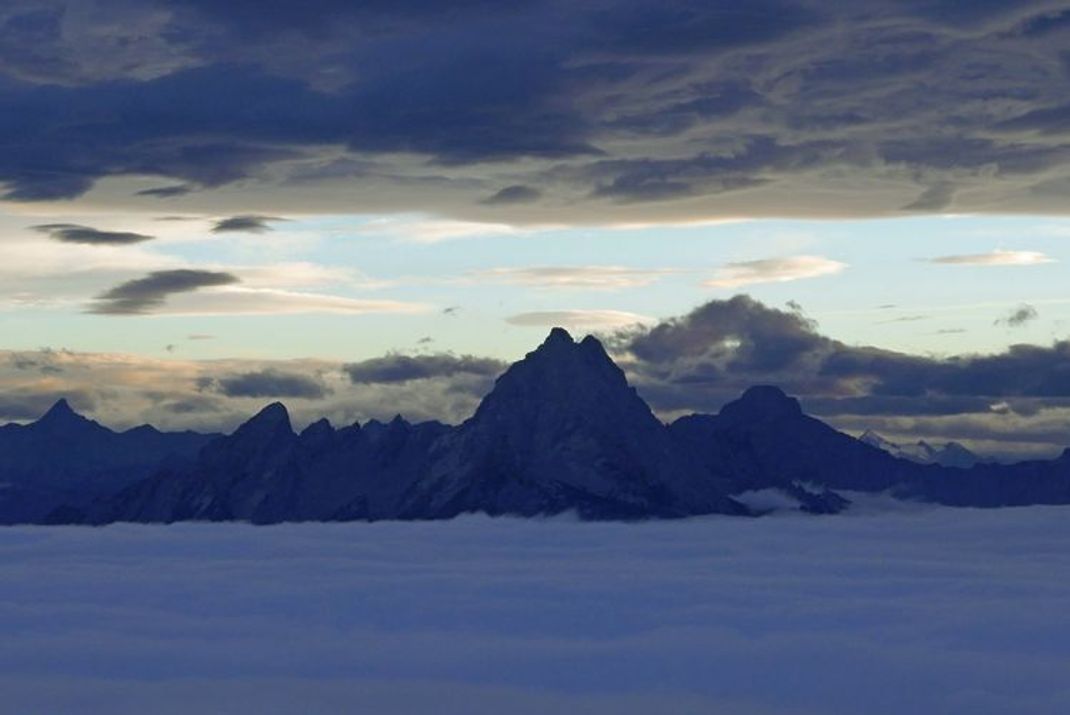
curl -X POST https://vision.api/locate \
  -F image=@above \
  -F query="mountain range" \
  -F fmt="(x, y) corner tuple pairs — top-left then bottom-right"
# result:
(3, 328), (1070, 525)
(0, 400), (215, 524)
(858, 430), (982, 468)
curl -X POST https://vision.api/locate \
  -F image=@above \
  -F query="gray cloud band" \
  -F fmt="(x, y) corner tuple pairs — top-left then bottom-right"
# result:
(0, 1), (1067, 222)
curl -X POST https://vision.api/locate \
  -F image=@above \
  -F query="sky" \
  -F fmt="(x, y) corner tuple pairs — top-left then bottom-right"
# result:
(4, 505), (1070, 714)
(3, 1), (1070, 456)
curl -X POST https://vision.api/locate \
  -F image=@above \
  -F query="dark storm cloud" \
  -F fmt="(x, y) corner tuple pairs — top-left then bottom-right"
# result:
(0, 65), (309, 199)
(891, 0), (1048, 27)
(997, 103), (1070, 135)
(627, 295), (826, 373)
(901, 183), (955, 211)
(211, 215), (285, 233)
(136, 185), (192, 198)
(343, 354), (506, 385)
(605, 81), (762, 137)
(166, 0), (520, 39)
(88, 269), (239, 315)
(481, 185), (541, 206)
(1013, 8), (1070, 37)
(32, 223), (154, 245)
(0, 1), (1068, 219)
(620, 296), (1070, 422)
(585, 0), (820, 56)
(207, 369), (331, 400)
(800, 394), (999, 418)
(585, 138), (831, 204)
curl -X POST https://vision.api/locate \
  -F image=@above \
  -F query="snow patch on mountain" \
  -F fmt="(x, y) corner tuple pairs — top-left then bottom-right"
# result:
(859, 430), (982, 468)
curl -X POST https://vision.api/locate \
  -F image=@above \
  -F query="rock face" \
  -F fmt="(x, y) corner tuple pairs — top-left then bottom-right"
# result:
(0, 400), (216, 523)
(10, 329), (1070, 525)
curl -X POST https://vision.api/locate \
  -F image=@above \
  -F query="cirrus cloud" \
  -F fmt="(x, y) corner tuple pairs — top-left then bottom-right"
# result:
(704, 256), (847, 288)
(156, 287), (430, 317)
(470, 266), (676, 290)
(86, 270), (428, 317)
(929, 250), (1056, 266)
(506, 310), (654, 331)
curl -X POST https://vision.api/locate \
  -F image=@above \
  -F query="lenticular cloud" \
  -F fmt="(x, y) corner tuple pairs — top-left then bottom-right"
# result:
(3, 506), (1070, 714)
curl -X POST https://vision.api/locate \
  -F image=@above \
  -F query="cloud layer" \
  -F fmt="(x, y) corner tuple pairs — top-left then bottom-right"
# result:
(3, 508), (1070, 714)
(2, 2), (1070, 223)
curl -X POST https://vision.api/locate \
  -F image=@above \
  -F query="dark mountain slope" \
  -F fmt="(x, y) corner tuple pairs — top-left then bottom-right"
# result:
(0, 399), (216, 523)
(399, 328), (745, 519)
(670, 386), (928, 495)
(85, 403), (452, 524)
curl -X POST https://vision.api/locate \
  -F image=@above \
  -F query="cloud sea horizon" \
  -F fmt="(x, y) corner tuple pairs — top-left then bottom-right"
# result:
(3, 505), (1070, 715)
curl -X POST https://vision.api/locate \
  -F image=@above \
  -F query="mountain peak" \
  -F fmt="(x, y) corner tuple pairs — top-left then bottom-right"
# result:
(235, 402), (293, 438)
(719, 386), (803, 423)
(46, 400), (74, 415)
(492, 330), (625, 395)
(300, 417), (333, 438)
(34, 398), (97, 431)
(544, 326), (574, 345)
(42, 398), (75, 419)
(299, 417), (335, 449)
(470, 326), (646, 433)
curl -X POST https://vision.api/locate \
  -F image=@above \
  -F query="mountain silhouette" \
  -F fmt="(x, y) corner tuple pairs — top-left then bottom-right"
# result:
(7, 329), (1070, 525)
(0, 400), (216, 523)
(671, 385), (922, 495)
(80, 329), (744, 523)
(89, 403), (453, 524)
(398, 328), (745, 519)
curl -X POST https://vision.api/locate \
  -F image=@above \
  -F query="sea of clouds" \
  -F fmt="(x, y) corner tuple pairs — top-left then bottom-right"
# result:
(2, 503), (1070, 714)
